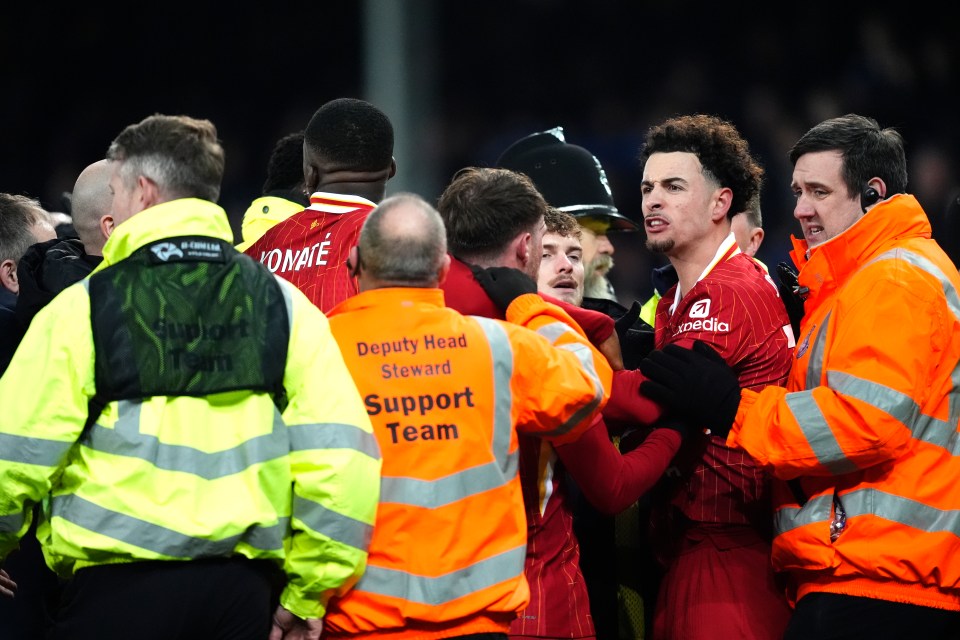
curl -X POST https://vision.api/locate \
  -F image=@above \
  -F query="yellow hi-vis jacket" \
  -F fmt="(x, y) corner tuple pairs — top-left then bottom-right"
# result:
(323, 287), (611, 640)
(236, 195), (303, 252)
(0, 199), (381, 620)
(730, 195), (960, 611)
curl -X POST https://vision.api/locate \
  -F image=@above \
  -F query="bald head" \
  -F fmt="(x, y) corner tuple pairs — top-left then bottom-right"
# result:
(70, 159), (112, 255)
(354, 193), (449, 290)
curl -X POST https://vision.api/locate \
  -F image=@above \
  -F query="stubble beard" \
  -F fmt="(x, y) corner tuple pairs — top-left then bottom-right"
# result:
(524, 257), (542, 281)
(646, 238), (675, 255)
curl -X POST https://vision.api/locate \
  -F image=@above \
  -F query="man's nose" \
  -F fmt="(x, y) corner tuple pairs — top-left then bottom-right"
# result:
(596, 235), (614, 255)
(794, 196), (815, 220)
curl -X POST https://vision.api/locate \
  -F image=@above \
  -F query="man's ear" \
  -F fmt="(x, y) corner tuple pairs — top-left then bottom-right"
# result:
(303, 163), (319, 193)
(346, 245), (361, 278)
(436, 253), (451, 286)
(712, 187), (733, 223)
(387, 158), (397, 180)
(101, 214), (116, 239)
(0, 258), (19, 295)
(138, 175), (161, 210)
(514, 231), (532, 269)
(745, 228), (764, 258)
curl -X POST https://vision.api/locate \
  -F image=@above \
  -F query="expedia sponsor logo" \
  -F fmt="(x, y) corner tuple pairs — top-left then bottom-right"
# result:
(688, 298), (711, 318)
(674, 317), (730, 334)
(150, 242), (184, 261)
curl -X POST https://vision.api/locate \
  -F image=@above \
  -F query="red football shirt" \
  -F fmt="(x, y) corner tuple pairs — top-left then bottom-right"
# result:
(654, 236), (794, 527)
(509, 435), (595, 639)
(442, 257), (598, 639)
(441, 256), (614, 345)
(243, 192), (375, 314)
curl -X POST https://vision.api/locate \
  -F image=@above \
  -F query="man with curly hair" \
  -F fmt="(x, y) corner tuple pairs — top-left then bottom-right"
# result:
(640, 114), (960, 639)
(636, 114), (794, 639)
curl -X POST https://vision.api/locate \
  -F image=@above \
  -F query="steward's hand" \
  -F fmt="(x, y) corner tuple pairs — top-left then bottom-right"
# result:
(269, 605), (323, 640)
(470, 265), (538, 312)
(776, 261), (805, 338)
(0, 568), (16, 598)
(638, 341), (741, 439)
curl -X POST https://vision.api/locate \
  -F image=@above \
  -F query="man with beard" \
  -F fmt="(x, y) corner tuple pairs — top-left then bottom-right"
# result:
(496, 127), (639, 304)
(437, 167), (685, 640)
(634, 114), (794, 640)
(640, 113), (960, 639)
(497, 130), (657, 639)
(638, 192), (766, 326)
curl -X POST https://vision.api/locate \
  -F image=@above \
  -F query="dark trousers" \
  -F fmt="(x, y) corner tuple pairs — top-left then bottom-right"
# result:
(784, 592), (960, 640)
(0, 511), (62, 639)
(48, 557), (283, 640)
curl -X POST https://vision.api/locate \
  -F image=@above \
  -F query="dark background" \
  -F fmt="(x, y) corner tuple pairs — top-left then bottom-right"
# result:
(2, 1), (957, 305)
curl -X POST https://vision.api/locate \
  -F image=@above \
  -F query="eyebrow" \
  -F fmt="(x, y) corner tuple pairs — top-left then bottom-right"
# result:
(791, 179), (830, 190)
(640, 176), (686, 188)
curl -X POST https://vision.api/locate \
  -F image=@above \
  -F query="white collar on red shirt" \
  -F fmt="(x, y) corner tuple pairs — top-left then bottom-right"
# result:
(668, 233), (741, 316)
(306, 191), (377, 214)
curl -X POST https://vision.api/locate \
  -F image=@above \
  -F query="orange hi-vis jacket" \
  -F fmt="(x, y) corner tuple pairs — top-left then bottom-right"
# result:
(729, 195), (960, 610)
(324, 288), (611, 640)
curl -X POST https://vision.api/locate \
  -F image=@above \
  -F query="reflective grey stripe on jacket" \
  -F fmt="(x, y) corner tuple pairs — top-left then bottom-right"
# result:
(49, 277), (378, 556)
(0, 432), (74, 467)
(0, 511), (26, 535)
(777, 248), (960, 536)
(353, 544), (527, 606)
(62, 402), (377, 555)
(85, 401), (374, 476)
(776, 488), (960, 537)
(361, 317), (528, 602)
(49, 493), (290, 556)
(535, 320), (605, 437)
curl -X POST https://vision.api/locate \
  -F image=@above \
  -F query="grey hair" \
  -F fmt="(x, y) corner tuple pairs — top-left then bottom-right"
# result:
(360, 193), (447, 286)
(106, 114), (224, 203)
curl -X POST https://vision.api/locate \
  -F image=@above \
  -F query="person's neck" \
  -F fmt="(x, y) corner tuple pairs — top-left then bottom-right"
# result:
(460, 253), (522, 272)
(668, 238), (726, 300)
(360, 278), (438, 292)
(314, 182), (385, 203)
(314, 168), (392, 204)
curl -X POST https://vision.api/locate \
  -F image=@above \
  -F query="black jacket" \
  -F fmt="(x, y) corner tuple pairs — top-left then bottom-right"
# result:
(15, 238), (103, 331)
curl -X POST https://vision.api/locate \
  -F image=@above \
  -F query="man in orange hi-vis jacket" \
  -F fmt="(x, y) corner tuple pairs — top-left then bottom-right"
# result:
(312, 193), (611, 640)
(640, 114), (960, 639)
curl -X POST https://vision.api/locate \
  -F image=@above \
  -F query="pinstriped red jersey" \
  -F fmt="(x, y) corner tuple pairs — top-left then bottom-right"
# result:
(243, 192), (375, 314)
(654, 235), (794, 526)
(510, 435), (594, 639)
(441, 260), (596, 639)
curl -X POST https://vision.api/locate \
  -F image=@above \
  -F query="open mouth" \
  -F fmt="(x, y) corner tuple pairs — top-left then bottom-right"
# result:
(805, 224), (824, 239)
(644, 217), (667, 231)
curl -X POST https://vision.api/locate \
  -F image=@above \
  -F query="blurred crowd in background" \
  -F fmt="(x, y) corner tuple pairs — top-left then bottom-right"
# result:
(2, 1), (956, 306)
